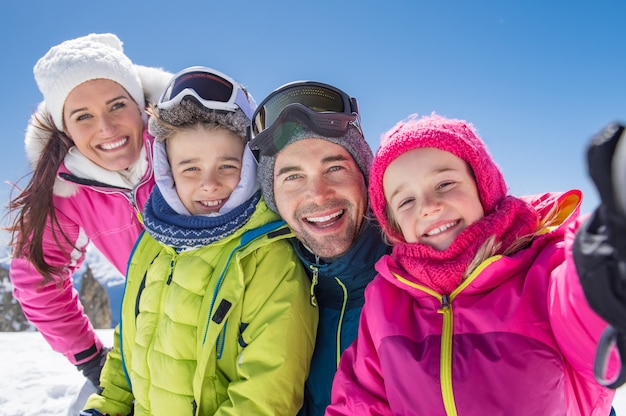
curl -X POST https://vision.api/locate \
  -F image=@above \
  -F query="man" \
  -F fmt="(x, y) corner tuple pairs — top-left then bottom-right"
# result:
(249, 81), (391, 415)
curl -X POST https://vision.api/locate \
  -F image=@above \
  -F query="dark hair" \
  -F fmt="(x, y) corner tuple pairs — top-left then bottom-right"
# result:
(6, 111), (75, 283)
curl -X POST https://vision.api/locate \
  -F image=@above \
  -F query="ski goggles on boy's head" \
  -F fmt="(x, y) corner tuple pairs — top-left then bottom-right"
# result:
(248, 81), (362, 156)
(158, 66), (255, 119)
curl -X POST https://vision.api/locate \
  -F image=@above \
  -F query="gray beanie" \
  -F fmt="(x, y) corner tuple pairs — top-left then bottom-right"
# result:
(33, 33), (144, 131)
(258, 123), (373, 213)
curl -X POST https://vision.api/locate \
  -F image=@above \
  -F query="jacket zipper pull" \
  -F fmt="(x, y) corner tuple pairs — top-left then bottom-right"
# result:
(127, 190), (143, 224)
(438, 294), (450, 313)
(309, 266), (319, 307)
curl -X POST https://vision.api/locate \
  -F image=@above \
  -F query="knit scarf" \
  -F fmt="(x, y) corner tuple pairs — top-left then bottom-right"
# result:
(143, 186), (261, 249)
(392, 196), (539, 294)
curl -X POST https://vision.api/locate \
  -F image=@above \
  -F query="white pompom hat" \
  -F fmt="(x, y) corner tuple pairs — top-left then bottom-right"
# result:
(33, 33), (144, 130)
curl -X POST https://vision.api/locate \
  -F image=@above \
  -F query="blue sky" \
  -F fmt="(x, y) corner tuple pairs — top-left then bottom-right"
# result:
(2, 0), (625, 228)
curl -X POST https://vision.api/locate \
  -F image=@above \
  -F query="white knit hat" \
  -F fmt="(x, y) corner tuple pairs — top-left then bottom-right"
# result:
(33, 33), (144, 130)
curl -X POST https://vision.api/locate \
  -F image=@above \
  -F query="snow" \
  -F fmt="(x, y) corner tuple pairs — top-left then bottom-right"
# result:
(0, 329), (624, 416)
(0, 330), (113, 416)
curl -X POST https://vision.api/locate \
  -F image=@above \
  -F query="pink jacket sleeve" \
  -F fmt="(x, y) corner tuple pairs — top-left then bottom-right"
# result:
(549, 215), (620, 386)
(10, 210), (102, 366)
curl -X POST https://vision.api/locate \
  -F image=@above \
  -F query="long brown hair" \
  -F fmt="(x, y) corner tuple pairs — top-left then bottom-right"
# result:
(6, 111), (76, 283)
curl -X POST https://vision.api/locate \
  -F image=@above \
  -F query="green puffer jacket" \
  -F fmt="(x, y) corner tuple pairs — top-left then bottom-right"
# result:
(85, 201), (318, 415)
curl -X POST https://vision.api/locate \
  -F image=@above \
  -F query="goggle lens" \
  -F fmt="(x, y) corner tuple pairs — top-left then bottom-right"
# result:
(252, 85), (346, 136)
(167, 71), (233, 103)
(249, 81), (363, 158)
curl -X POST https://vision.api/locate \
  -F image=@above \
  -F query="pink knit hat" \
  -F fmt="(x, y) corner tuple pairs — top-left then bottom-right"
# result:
(369, 113), (508, 242)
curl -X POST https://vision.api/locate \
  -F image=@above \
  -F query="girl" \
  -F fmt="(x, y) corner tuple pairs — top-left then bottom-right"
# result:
(326, 113), (616, 415)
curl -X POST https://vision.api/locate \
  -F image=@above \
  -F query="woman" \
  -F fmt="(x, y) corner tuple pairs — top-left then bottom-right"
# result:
(7, 33), (171, 388)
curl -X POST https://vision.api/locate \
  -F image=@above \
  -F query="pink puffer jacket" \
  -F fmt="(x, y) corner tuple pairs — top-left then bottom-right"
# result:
(10, 130), (154, 365)
(327, 190), (616, 416)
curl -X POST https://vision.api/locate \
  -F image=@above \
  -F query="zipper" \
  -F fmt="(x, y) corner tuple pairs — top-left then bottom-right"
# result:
(129, 146), (154, 224)
(334, 277), (348, 367)
(391, 272), (459, 415)
(145, 251), (176, 385)
(390, 257), (504, 415)
(438, 294), (457, 415)
(166, 257), (176, 285)
(59, 172), (145, 224)
(127, 189), (143, 224)
(309, 263), (319, 307)
(307, 261), (347, 367)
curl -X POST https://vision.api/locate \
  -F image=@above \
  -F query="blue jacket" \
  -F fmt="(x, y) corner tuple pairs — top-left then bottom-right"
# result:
(294, 219), (390, 416)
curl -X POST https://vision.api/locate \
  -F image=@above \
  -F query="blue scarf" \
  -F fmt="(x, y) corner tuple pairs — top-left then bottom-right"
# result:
(143, 186), (261, 249)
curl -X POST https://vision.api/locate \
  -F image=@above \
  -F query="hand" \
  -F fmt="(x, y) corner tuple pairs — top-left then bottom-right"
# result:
(574, 122), (626, 331)
(586, 122), (626, 258)
(574, 122), (626, 388)
(612, 123), (626, 218)
(76, 347), (111, 387)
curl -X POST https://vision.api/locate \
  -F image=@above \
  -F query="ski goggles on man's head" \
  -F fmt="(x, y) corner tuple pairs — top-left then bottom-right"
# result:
(248, 81), (362, 157)
(158, 66), (255, 119)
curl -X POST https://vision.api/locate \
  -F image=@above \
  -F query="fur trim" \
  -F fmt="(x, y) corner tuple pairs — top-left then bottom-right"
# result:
(23, 102), (80, 196)
(134, 64), (174, 106)
(53, 178), (80, 198)
(24, 101), (53, 170)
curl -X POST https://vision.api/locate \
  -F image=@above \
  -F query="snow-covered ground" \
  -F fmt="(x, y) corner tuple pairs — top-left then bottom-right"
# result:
(0, 329), (624, 416)
(0, 331), (114, 416)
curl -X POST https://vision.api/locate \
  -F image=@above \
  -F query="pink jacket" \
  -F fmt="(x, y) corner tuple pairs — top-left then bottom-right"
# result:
(327, 190), (616, 416)
(10, 130), (154, 365)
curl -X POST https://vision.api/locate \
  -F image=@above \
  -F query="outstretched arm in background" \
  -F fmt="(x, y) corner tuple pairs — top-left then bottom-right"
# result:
(574, 122), (626, 388)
